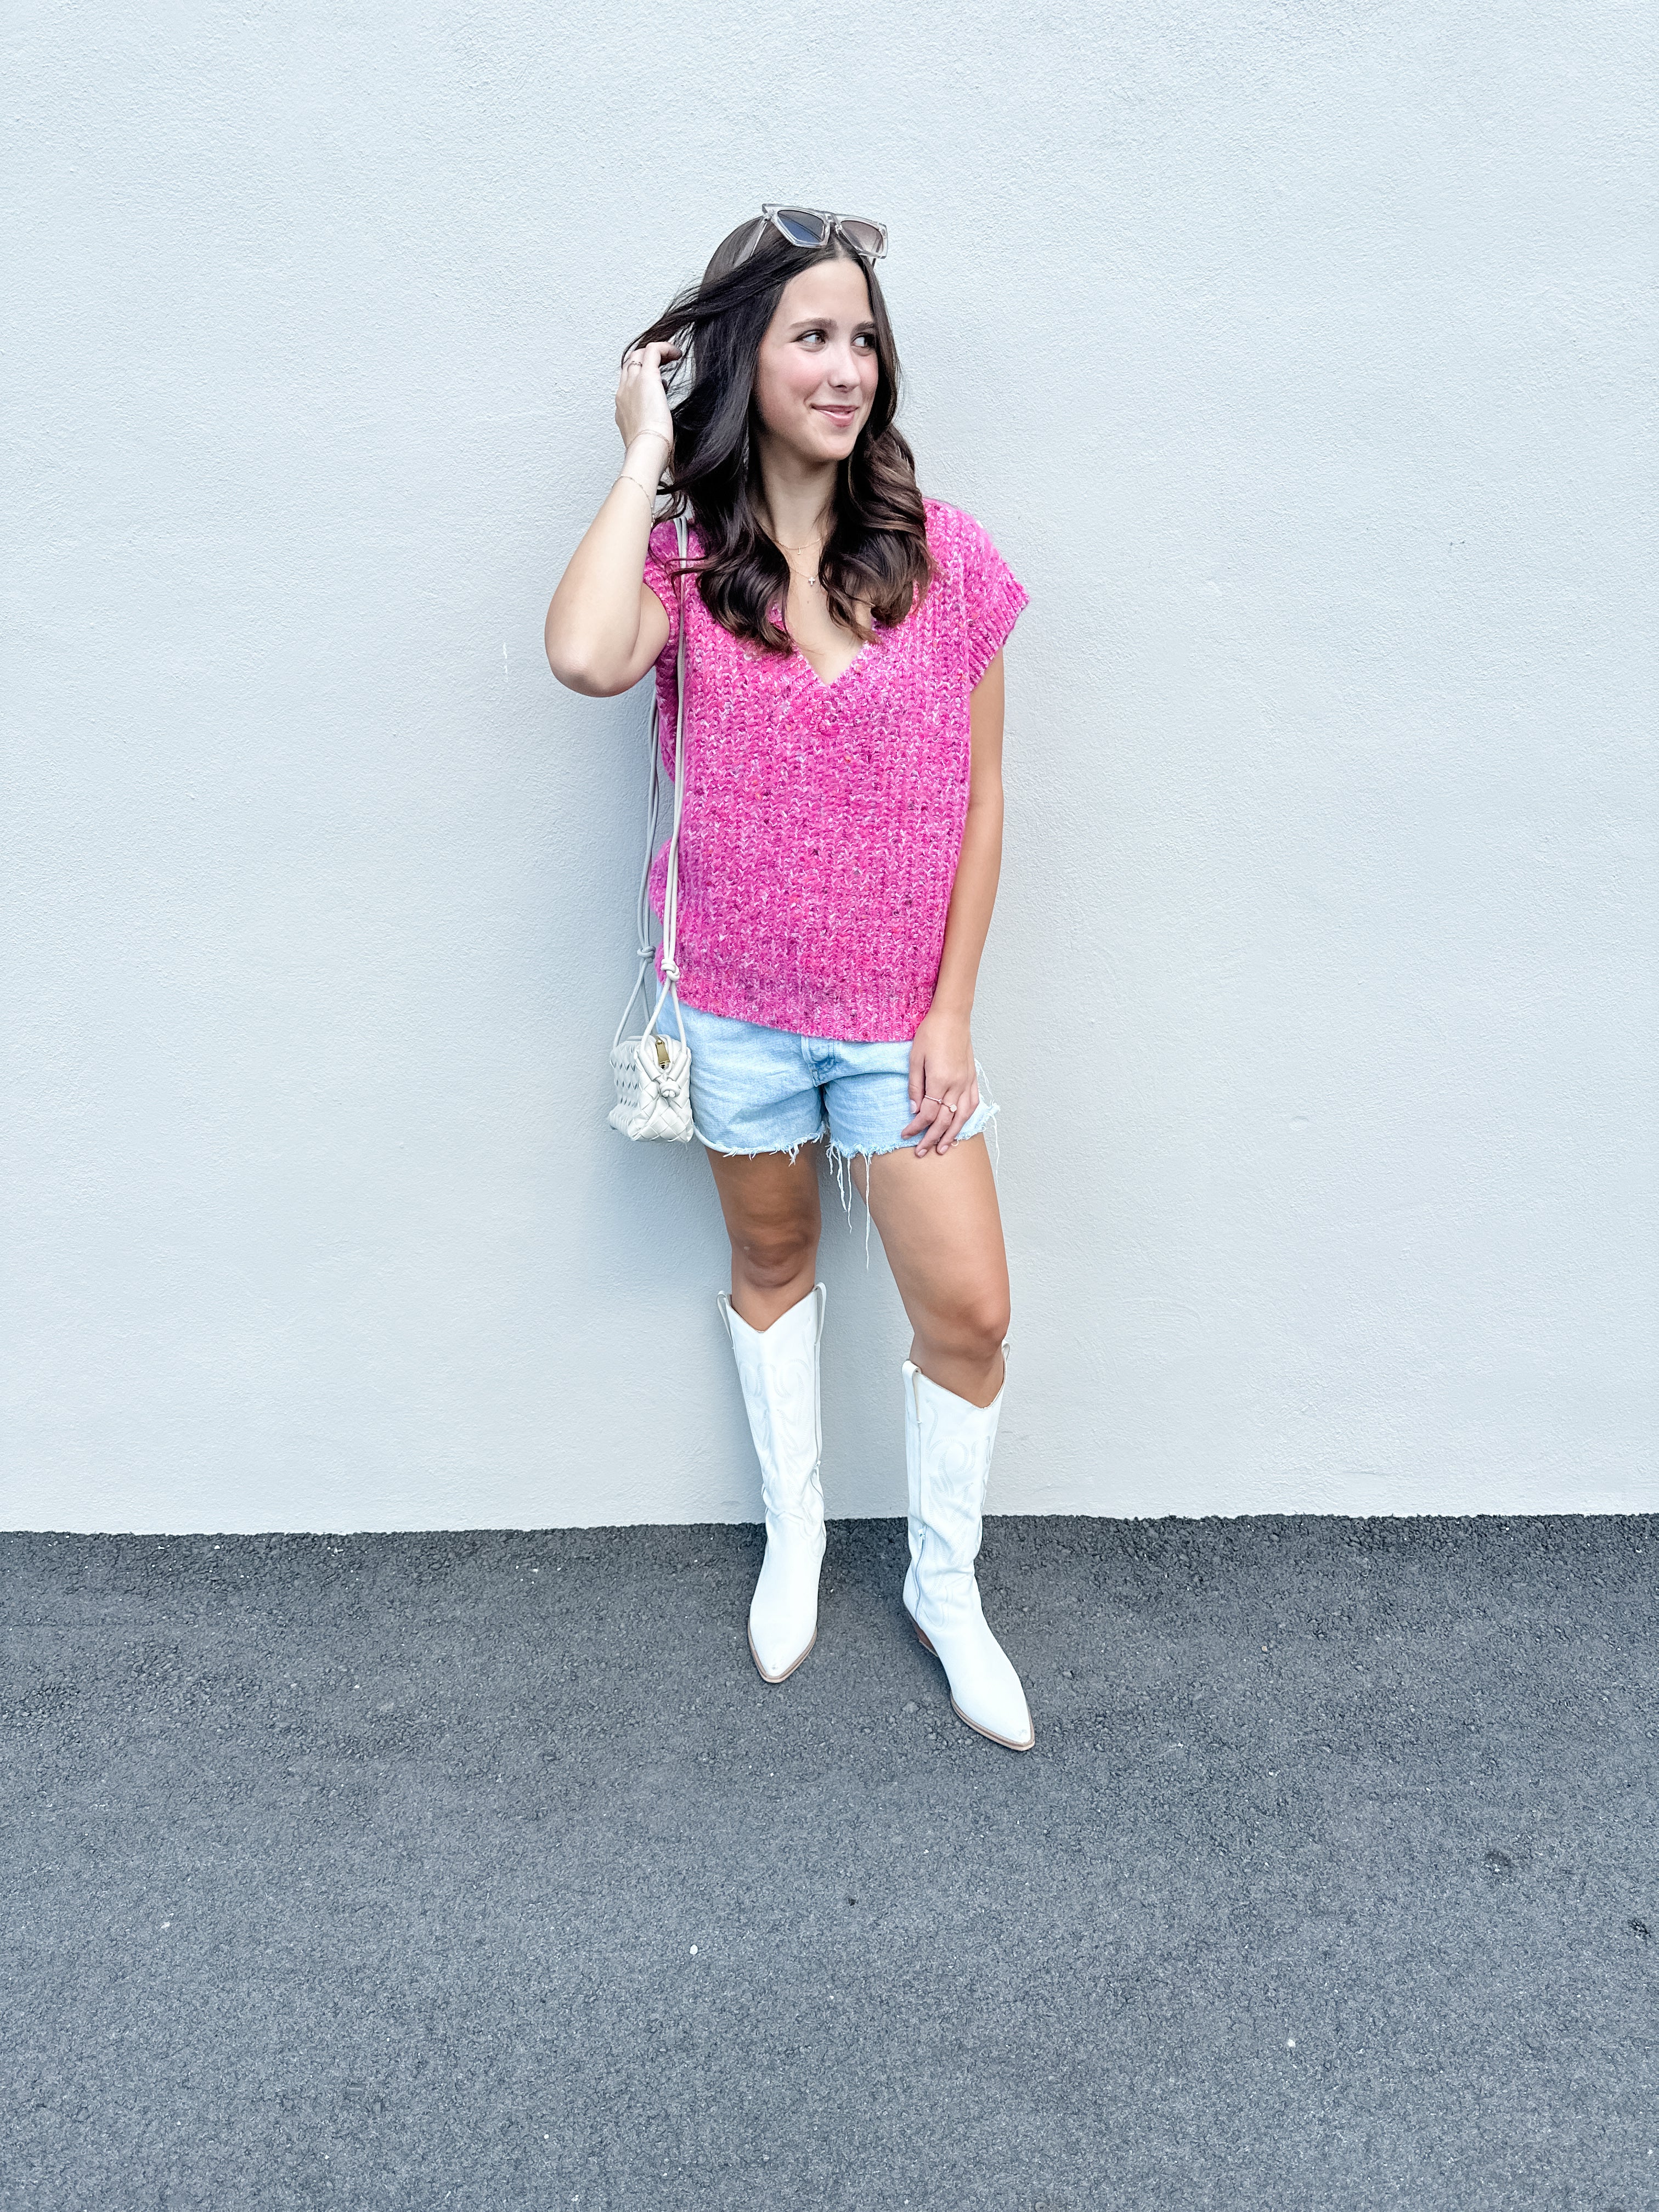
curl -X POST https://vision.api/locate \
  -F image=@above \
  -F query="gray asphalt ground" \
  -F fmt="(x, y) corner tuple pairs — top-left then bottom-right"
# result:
(3, 1516), (1655, 2210)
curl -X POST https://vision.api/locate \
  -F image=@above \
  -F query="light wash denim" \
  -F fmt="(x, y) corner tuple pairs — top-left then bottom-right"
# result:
(672, 996), (1001, 1267)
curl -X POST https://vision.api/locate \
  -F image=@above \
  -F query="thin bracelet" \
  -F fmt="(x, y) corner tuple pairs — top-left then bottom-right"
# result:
(612, 472), (658, 511)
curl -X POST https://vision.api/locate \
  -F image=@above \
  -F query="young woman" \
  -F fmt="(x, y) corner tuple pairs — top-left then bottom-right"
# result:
(545, 207), (1033, 1751)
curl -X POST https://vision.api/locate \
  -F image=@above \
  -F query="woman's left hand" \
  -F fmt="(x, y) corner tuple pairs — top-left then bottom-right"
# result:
(905, 1006), (979, 1156)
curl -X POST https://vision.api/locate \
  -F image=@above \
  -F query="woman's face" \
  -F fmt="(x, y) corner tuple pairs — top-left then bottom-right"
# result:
(751, 257), (880, 467)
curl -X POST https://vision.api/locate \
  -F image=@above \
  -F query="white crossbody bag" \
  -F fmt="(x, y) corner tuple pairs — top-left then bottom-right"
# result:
(607, 514), (696, 1142)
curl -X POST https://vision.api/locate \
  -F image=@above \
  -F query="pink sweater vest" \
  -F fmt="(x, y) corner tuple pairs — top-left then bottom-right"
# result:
(642, 497), (1028, 1041)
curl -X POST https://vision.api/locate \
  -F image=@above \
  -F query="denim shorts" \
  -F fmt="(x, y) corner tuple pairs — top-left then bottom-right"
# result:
(673, 996), (1001, 1265)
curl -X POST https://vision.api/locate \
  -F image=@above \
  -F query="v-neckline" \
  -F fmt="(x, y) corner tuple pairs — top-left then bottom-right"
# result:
(766, 592), (877, 692)
(799, 638), (872, 691)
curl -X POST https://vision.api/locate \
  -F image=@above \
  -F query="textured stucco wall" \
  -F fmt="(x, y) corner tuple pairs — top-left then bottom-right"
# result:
(5, 3), (1654, 1531)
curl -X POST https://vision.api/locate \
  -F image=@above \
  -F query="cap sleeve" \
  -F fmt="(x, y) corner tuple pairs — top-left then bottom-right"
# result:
(956, 510), (1029, 688)
(642, 520), (686, 674)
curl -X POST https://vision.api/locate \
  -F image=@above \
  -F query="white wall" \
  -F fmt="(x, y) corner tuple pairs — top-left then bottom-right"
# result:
(4, 2), (1654, 1531)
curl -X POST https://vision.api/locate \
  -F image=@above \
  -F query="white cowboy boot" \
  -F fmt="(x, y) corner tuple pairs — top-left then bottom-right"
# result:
(901, 1341), (1034, 1751)
(716, 1280), (828, 1683)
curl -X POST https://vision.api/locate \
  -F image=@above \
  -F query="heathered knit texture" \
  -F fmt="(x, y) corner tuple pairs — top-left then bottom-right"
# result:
(642, 498), (1028, 1042)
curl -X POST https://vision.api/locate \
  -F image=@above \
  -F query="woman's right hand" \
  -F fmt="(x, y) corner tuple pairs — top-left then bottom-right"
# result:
(615, 341), (680, 459)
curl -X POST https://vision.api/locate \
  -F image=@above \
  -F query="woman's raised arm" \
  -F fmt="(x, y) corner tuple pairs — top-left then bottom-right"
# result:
(544, 342), (679, 697)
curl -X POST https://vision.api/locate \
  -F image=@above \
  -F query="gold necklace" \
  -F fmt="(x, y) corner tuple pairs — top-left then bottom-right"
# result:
(774, 533), (826, 591)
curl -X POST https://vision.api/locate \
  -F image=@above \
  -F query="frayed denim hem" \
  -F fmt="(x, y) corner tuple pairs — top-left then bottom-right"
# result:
(825, 1103), (1002, 1271)
(693, 1121), (827, 1167)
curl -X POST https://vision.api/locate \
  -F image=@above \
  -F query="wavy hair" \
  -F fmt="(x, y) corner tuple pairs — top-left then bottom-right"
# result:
(623, 217), (934, 652)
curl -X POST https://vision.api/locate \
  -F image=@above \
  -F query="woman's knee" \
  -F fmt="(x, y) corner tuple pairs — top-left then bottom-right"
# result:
(729, 1214), (819, 1289)
(919, 1285), (1012, 1367)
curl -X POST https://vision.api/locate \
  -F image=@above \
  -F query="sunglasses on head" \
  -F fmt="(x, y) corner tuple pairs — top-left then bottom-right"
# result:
(747, 204), (889, 261)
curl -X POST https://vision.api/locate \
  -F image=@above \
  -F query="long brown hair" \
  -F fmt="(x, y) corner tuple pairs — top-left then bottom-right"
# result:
(624, 217), (934, 653)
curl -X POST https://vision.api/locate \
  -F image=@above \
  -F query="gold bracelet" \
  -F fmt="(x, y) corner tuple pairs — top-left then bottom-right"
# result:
(612, 473), (658, 510)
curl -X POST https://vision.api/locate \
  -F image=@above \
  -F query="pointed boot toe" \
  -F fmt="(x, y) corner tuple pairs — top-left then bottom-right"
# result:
(747, 1538), (823, 1681)
(747, 1609), (817, 1684)
(946, 1644), (1035, 1752)
(907, 1603), (1035, 1751)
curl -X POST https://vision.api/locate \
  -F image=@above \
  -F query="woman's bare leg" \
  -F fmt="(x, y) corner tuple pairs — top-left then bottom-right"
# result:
(703, 1142), (823, 1329)
(851, 1133), (1010, 1407)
